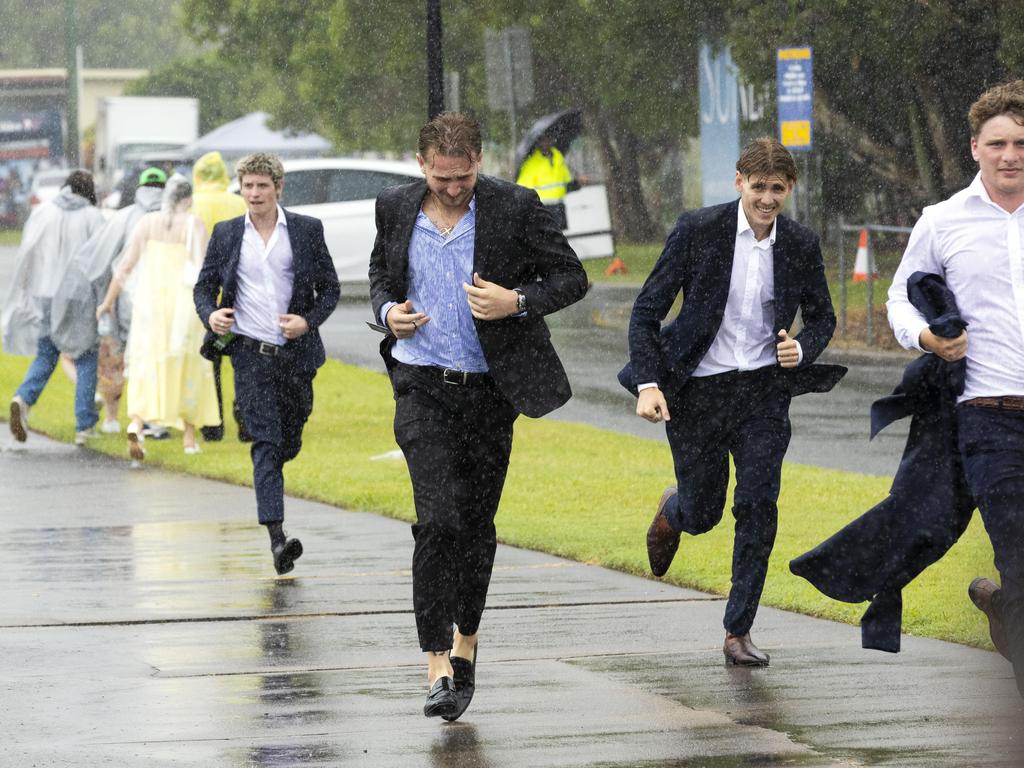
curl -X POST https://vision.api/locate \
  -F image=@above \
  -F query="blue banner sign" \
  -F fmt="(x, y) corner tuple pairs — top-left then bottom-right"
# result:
(699, 44), (740, 206)
(776, 47), (813, 151)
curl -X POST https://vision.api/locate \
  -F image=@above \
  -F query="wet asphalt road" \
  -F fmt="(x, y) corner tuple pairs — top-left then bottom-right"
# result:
(3, 437), (1021, 766)
(0, 245), (909, 476)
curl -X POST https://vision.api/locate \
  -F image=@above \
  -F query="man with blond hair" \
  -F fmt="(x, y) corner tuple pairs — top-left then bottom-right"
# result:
(887, 80), (1024, 697)
(369, 112), (587, 720)
(621, 137), (841, 667)
(194, 152), (339, 575)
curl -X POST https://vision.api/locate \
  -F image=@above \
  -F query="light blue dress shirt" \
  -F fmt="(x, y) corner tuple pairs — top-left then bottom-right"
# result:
(388, 197), (488, 372)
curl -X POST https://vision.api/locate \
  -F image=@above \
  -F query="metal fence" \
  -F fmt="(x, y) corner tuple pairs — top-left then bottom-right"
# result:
(834, 218), (914, 345)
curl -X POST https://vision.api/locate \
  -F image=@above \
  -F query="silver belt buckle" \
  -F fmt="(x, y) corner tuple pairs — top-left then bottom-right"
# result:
(258, 341), (279, 357)
(442, 368), (467, 385)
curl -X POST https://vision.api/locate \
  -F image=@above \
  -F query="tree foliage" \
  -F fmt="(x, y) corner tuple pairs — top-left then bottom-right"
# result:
(0, 0), (195, 70)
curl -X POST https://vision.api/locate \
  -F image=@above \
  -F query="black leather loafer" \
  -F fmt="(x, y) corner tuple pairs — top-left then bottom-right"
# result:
(272, 537), (303, 576)
(424, 676), (458, 718)
(442, 643), (478, 722)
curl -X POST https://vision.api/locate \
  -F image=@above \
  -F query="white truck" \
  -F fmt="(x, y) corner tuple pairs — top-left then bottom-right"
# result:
(93, 96), (199, 194)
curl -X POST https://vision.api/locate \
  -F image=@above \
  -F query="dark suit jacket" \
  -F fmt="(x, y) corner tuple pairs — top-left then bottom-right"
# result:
(193, 209), (340, 373)
(368, 174), (588, 418)
(790, 272), (973, 653)
(618, 200), (842, 399)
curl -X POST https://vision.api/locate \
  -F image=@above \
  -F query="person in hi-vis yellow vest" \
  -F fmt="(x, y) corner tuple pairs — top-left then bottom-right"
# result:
(515, 134), (582, 229)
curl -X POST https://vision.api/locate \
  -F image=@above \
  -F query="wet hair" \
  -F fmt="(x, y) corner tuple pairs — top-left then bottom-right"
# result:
(968, 80), (1024, 137)
(418, 112), (482, 163)
(235, 152), (285, 186)
(64, 169), (96, 205)
(161, 175), (192, 222)
(735, 137), (798, 185)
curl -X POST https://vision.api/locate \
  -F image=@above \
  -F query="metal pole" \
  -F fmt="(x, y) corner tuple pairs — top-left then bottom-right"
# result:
(426, 0), (444, 120)
(865, 228), (874, 344)
(837, 215), (846, 335)
(64, 0), (79, 165)
(503, 32), (517, 170)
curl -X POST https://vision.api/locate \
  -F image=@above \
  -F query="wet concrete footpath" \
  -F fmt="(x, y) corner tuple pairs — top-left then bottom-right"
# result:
(3, 435), (1022, 768)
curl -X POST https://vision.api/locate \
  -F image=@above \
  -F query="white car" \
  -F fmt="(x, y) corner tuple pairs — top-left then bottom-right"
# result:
(28, 168), (71, 209)
(232, 157), (613, 283)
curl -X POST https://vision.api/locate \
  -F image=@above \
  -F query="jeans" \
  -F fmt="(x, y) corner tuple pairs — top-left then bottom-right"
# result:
(15, 334), (98, 432)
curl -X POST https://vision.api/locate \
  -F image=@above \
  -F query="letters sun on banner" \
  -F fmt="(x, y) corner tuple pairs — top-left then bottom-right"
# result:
(698, 44), (741, 206)
(776, 47), (813, 151)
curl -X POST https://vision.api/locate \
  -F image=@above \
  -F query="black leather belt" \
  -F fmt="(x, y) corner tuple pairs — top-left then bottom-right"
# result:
(398, 362), (491, 387)
(237, 334), (282, 357)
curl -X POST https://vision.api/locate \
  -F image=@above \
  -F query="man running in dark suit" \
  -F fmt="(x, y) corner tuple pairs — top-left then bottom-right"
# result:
(621, 138), (839, 667)
(369, 112), (587, 720)
(195, 152), (339, 575)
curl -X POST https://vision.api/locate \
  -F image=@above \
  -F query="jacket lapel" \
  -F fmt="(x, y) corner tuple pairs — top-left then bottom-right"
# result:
(390, 181), (426, 296)
(771, 215), (791, 330)
(471, 175), (496, 275)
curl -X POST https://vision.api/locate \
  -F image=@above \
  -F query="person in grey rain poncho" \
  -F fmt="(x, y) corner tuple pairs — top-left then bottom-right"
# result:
(50, 167), (167, 433)
(3, 170), (105, 445)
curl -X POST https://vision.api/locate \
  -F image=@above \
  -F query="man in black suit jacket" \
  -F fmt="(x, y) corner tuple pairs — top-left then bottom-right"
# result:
(369, 112), (587, 720)
(621, 138), (840, 666)
(194, 152), (340, 576)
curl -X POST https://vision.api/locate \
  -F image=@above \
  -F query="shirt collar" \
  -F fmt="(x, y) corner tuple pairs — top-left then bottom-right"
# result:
(244, 204), (287, 230)
(736, 203), (777, 246)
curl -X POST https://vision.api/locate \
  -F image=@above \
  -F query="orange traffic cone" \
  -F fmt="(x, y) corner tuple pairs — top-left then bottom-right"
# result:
(605, 257), (628, 275)
(851, 229), (877, 282)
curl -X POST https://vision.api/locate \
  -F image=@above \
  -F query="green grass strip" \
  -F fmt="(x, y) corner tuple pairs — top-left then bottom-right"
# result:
(0, 351), (996, 650)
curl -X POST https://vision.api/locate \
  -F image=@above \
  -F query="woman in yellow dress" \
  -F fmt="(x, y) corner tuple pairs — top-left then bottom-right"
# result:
(97, 176), (219, 459)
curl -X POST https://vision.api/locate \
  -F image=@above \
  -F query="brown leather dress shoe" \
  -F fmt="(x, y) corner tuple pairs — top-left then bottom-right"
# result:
(969, 577), (1011, 661)
(723, 633), (770, 666)
(646, 486), (680, 577)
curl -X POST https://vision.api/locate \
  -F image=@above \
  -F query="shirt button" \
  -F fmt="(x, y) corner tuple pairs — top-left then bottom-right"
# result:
(449, 303), (454, 309)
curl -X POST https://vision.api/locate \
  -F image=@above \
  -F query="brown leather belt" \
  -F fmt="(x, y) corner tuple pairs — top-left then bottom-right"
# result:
(962, 396), (1024, 412)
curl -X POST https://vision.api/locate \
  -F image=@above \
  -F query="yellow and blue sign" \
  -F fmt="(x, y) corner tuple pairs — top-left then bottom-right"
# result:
(776, 47), (813, 151)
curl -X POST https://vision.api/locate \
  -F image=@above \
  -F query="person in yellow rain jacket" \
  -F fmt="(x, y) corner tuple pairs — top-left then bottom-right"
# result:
(515, 133), (581, 229)
(191, 151), (249, 442)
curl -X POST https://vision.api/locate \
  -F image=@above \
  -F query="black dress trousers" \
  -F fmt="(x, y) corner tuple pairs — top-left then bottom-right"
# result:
(391, 362), (517, 652)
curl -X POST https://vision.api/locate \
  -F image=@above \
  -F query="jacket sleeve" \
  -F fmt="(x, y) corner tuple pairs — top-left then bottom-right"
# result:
(627, 216), (690, 387)
(303, 218), (340, 330)
(193, 224), (225, 330)
(368, 194), (399, 322)
(794, 232), (837, 366)
(514, 191), (588, 316)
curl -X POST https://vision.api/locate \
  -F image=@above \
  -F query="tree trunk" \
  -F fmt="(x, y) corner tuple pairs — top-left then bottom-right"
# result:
(590, 115), (659, 243)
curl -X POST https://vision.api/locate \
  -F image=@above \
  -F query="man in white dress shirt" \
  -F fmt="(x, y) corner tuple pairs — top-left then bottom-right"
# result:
(887, 80), (1024, 695)
(621, 138), (838, 666)
(195, 153), (339, 575)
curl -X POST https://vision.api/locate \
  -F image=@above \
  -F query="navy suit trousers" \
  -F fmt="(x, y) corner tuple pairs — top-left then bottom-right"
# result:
(958, 406), (1024, 695)
(231, 342), (315, 525)
(663, 367), (792, 636)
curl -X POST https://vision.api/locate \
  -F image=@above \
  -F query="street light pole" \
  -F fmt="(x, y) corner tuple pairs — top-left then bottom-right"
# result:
(64, 0), (79, 165)
(426, 0), (445, 119)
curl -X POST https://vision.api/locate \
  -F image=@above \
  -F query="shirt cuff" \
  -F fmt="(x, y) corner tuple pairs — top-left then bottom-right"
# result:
(380, 301), (398, 327)
(637, 382), (659, 391)
(796, 340), (803, 365)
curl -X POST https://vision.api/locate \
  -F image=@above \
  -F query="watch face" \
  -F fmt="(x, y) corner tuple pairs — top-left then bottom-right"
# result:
(517, 292), (527, 311)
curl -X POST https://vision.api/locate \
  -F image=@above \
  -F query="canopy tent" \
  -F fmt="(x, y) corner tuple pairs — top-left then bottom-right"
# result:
(183, 112), (331, 160)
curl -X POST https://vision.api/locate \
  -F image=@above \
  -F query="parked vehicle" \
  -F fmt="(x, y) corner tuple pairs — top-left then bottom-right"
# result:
(232, 157), (613, 283)
(94, 97), (199, 195)
(28, 168), (69, 210)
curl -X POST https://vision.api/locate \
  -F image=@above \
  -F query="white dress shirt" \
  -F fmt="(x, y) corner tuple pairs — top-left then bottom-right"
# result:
(638, 206), (800, 392)
(887, 173), (1024, 401)
(233, 205), (294, 346)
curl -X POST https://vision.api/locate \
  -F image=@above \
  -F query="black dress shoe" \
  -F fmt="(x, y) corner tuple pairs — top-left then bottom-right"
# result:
(442, 642), (478, 722)
(424, 676), (458, 718)
(200, 424), (224, 442)
(723, 632), (770, 666)
(647, 486), (680, 577)
(969, 577), (1011, 660)
(272, 537), (303, 575)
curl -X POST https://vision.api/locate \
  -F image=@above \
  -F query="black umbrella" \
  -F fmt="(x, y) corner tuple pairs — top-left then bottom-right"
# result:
(514, 109), (583, 173)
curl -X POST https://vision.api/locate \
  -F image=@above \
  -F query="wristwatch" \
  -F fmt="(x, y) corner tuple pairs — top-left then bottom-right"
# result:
(514, 288), (527, 313)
